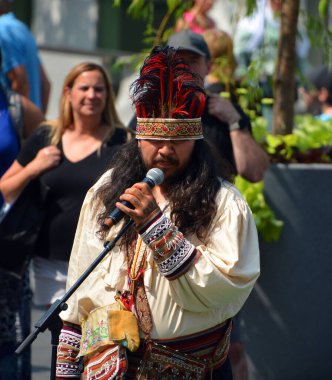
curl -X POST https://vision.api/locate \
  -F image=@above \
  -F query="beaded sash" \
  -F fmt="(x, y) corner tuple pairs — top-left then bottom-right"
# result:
(128, 237), (153, 336)
(136, 342), (207, 380)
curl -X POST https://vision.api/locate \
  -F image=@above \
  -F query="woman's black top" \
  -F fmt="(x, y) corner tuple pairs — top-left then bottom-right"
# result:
(17, 125), (126, 261)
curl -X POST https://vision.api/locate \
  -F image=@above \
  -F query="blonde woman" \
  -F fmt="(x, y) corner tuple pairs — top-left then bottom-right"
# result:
(203, 28), (237, 89)
(0, 62), (130, 307)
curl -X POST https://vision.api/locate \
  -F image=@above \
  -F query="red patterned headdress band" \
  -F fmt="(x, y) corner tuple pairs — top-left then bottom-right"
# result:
(131, 46), (206, 140)
(136, 117), (203, 140)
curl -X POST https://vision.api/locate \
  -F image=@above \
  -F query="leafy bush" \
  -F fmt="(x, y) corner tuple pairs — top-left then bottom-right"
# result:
(238, 112), (332, 242)
(235, 176), (283, 242)
(252, 114), (332, 163)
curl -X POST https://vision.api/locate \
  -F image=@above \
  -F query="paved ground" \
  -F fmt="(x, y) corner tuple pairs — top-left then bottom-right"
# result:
(31, 305), (52, 380)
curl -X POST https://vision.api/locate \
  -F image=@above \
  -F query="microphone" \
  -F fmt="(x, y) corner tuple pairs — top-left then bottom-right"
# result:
(104, 168), (164, 227)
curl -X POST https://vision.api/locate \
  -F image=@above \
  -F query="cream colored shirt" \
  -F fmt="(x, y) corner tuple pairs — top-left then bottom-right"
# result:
(61, 170), (260, 339)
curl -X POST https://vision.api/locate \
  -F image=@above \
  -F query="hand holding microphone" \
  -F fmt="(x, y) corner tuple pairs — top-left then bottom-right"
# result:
(104, 168), (164, 227)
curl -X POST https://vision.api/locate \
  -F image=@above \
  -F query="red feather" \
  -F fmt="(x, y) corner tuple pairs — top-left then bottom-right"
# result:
(131, 46), (206, 119)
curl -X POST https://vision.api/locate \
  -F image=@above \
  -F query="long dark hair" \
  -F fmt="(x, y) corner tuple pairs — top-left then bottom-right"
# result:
(95, 139), (233, 250)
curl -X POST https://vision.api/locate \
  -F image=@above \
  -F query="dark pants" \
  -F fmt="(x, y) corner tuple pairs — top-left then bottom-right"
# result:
(0, 269), (31, 380)
(207, 357), (233, 380)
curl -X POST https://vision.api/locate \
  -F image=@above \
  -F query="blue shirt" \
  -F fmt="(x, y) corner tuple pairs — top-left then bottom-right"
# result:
(316, 113), (332, 122)
(0, 13), (42, 109)
(0, 88), (20, 206)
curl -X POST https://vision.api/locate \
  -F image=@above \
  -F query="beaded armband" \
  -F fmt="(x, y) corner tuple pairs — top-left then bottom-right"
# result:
(139, 212), (199, 280)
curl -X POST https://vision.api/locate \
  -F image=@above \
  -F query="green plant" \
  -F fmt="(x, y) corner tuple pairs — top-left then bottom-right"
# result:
(237, 110), (332, 242)
(113, 0), (190, 46)
(251, 114), (332, 163)
(235, 176), (284, 242)
(112, 0), (191, 71)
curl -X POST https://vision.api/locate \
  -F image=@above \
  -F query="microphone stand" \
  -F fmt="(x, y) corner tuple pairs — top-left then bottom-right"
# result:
(15, 219), (133, 380)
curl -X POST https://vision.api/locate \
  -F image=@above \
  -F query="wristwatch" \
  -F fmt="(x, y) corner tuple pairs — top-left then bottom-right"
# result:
(229, 121), (241, 132)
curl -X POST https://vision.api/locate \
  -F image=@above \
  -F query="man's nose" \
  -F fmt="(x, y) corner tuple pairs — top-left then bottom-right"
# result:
(158, 141), (175, 154)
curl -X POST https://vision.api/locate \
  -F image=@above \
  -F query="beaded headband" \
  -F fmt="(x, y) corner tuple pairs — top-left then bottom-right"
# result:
(136, 117), (203, 140)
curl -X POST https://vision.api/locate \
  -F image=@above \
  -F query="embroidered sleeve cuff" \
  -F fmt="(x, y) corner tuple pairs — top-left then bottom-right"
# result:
(140, 213), (198, 280)
(56, 322), (82, 379)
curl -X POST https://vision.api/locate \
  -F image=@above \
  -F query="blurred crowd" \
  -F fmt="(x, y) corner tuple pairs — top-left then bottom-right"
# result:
(0, 0), (331, 379)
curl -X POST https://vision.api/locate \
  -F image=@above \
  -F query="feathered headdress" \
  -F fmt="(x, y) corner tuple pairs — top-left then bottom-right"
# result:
(131, 46), (206, 140)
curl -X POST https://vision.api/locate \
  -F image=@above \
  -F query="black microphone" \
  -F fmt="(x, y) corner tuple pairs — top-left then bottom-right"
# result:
(104, 168), (164, 227)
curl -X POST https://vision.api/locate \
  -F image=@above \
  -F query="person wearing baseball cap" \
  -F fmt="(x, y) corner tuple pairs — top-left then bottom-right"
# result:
(168, 29), (211, 60)
(167, 29), (269, 184)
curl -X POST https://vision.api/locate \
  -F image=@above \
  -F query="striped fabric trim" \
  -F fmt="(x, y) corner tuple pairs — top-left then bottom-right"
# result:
(139, 212), (197, 280)
(56, 322), (82, 378)
(153, 320), (231, 361)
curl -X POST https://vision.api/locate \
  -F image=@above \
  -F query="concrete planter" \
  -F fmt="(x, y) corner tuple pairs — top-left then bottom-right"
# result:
(242, 164), (332, 380)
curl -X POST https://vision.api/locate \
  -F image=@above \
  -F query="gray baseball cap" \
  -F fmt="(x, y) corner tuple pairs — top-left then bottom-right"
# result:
(167, 30), (211, 60)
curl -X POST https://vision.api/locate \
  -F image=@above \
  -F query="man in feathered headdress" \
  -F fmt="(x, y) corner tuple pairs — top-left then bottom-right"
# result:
(55, 46), (260, 379)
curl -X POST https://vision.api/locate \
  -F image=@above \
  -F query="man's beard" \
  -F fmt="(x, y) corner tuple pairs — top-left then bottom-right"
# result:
(150, 155), (186, 186)
(138, 148), (189, 187)
(161, 170), (184, 186)
(138, 162), (185, 188)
